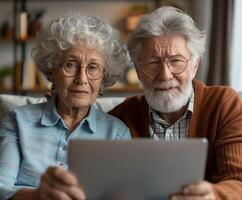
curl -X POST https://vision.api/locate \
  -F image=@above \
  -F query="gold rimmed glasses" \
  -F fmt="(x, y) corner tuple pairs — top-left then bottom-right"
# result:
(139, 55), (191, 76)
(60, 60), (105, 80)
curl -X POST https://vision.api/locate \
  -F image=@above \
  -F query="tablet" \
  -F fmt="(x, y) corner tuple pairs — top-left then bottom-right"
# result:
(68, 139), (208, 200)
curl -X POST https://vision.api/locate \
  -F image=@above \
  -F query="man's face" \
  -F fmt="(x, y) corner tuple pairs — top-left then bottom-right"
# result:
(136, 35), (198, 113)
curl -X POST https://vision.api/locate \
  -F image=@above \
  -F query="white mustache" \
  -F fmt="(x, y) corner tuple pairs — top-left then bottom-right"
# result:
(153, 80), (179, 90)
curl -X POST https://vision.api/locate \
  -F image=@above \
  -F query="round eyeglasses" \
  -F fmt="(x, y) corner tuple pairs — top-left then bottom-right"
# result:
(139, 55), (191, 76)
(60, 60), (105, 80)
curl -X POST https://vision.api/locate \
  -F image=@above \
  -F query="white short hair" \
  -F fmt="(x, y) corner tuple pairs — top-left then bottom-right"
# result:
(128, 6), (207, 64)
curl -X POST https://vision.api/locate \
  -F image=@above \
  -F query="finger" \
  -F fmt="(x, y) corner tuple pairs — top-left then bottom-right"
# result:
(204, 192), (216, 200)
(38, 183), (59, 200)
(40, 170), (85, 200)
(54, 167), (79, 185)
(171, 194), (215, 200)
(42, 167), (78, 186)
(47, 188), (72, 200)
(64, 186), (86, 200)
(170, 195), (201, 200)
(46, 183), (85, 200)
(182, 181), (213, 195)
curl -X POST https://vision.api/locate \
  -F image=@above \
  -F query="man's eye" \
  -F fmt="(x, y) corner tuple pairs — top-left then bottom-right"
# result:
(170, 59), (186, 63)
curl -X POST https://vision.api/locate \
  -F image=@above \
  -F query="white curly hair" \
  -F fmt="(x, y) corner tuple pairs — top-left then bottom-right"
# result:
(32, 12), (130, 87)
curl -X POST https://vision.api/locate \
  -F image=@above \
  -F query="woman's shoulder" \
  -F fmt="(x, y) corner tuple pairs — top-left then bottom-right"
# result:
(11, 101), (48, 121)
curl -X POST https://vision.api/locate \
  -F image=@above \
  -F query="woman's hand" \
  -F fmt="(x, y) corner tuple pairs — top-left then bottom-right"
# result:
(37, 166), (86, 200)
(170, 181), (216, 200)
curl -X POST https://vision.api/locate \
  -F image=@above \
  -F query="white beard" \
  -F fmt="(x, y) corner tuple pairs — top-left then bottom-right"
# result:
(142, 79), (193, 113)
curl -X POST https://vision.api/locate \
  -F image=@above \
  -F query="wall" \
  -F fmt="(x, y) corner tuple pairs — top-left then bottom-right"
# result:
(0, 1), (155, 69)
(0, 0), (212, 86)
(190, 0), (212, 83)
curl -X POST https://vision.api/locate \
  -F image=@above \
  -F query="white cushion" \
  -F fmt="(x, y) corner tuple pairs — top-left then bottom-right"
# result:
(0, 94), (124, 126)
(0, 94), (47, 125)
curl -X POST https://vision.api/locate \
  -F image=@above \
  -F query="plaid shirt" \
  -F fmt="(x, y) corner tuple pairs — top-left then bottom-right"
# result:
(149, 90), (194, 140)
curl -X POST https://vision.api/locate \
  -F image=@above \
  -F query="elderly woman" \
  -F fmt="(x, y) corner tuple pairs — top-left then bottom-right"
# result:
(0, 13), (130, 200)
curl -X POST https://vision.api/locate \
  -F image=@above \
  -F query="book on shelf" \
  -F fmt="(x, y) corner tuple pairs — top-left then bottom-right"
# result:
(22, 61), (50, 90)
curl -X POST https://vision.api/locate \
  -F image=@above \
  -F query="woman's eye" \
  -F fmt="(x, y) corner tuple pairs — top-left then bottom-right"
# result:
(63, 61), (78, 70)
(66, 61), (76, 67)
(145, 61), (160, 66)
(88, 64), (99, 71)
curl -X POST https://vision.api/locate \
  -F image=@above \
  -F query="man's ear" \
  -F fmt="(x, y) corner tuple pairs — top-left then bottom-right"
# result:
(191, 58), (200, 79)
(134, 64), (142, 81)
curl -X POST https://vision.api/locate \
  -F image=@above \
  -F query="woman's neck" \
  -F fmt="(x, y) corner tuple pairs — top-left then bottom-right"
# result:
(57, 100), (90, 132)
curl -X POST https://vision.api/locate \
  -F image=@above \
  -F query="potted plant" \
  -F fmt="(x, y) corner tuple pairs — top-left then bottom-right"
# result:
(0, 66), (13, 90)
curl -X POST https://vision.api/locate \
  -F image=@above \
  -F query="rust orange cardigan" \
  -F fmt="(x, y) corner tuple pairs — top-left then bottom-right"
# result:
(109, 79), (242, 200)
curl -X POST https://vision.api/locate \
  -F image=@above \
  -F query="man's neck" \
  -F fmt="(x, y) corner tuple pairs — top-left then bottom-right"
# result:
(159, 105), (187, 125)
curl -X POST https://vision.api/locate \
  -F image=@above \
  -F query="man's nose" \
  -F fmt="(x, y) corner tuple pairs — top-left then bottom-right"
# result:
(157, 61), (173, 81)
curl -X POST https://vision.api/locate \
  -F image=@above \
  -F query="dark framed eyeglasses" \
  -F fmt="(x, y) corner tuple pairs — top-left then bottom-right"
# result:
(60, 60), (105, 80)
(139, 55), (191, 76)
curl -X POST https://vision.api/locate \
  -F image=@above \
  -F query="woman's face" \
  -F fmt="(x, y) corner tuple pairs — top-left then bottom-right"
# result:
(49, 46), (105, 109)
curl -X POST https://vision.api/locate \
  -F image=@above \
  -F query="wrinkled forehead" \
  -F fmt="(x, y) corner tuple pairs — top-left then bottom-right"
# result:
(62, 45), (105, 60)
(139, 35), (190, 57)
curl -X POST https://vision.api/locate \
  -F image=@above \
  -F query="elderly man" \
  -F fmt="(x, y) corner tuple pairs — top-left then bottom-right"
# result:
(109, 6), (242, 200)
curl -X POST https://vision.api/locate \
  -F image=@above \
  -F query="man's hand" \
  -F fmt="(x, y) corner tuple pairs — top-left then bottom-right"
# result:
(170, 181), (216, 200)
(37, 166), (86, 200)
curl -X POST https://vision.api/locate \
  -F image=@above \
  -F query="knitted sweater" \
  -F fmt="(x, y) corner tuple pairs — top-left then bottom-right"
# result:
(109, 79), (242, 200)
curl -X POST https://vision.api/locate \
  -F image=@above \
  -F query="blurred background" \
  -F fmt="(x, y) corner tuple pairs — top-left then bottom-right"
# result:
(0, 0), (241, 97)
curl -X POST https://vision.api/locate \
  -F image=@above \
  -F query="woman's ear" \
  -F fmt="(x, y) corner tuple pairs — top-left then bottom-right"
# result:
(99, 83), (104, 96)
(46, 71), (53, 82)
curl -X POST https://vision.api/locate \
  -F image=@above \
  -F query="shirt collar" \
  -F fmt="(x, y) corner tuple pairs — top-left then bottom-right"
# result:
(41, 95), (97, 134)
(82, 105), (97, 134)
(41, 95), (60, 126)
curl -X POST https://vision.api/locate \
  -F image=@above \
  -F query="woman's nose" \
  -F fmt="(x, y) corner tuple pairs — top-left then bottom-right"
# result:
(77, 67), (88, 84)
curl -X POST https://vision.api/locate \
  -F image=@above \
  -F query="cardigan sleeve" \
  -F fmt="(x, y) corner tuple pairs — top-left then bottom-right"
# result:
(212, 91), (242, 199)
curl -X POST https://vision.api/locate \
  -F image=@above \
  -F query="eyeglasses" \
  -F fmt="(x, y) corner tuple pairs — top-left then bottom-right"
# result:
(139, 55), (191, 76)
(60, 60), (105, 80)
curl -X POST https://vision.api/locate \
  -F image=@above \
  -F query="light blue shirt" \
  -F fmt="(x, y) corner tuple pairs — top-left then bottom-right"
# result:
(0, 96), (131, 199)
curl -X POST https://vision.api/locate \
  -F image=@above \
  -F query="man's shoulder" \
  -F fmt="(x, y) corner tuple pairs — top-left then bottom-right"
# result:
(111, 95), (147, 110)
(193, 80), (239, 100)
(193, 79), (239, 103)
(108, 94), (148, 120)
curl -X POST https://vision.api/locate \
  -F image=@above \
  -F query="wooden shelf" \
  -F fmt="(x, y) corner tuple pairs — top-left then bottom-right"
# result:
(105, 83), (143, 96)
(0, 37), (13, 43)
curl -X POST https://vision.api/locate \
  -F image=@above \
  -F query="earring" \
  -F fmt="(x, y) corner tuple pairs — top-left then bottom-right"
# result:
(99, 88), (104, 96)
(51, 83), (56, 94)
(99, 84), (103, 96)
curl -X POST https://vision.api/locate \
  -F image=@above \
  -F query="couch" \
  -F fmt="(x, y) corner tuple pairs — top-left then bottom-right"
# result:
(0, 94), (125, 126)
(1, 91), (241, 126)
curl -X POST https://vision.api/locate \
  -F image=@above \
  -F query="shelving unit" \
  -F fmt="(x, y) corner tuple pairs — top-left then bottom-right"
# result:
(0, 0), (161, 96)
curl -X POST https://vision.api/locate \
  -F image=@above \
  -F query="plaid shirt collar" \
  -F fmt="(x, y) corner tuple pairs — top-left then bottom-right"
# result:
(149, 89), (194, 139)
(149, 89), (194, 123)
